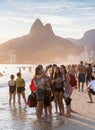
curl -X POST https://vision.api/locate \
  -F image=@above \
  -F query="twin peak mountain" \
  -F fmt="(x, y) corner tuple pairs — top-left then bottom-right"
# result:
(0, 19), (89, 64)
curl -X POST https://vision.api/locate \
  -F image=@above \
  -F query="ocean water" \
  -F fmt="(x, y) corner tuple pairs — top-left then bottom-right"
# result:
(0, 64), (36, 87)
(0, 64), (65, 130)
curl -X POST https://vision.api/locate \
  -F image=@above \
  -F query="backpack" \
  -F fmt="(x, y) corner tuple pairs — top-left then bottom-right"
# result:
(27, 93), (37, 107)
(30, 79), (37, 92)
(35, 88), (45, 101)
(69, 74), (77, 87)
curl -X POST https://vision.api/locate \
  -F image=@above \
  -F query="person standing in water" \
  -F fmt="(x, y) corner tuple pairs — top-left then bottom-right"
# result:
(16, 72), (26, 107)
(8, 74), (16, 106)
(34, 65), (46, 120)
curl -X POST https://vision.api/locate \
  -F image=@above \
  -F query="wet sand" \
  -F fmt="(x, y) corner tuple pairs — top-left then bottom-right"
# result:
(0, 86), (65, 130)
(55, 88), (95, 130)
(0, 87), (95, 130)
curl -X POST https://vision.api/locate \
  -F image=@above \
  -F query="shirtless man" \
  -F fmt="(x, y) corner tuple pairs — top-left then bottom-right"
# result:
(77, 61), (86, 92)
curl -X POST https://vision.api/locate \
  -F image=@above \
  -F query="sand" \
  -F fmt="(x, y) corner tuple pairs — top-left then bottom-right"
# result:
(55, 88), (95, 130)
(0, 86), (95, 130)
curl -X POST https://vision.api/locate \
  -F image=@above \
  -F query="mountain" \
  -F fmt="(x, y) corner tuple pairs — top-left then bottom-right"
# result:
(0, 19), (82, 64)
(68, 29), (95, 63)
(78, 29), (95, 48)
(68, 29), (95, 48)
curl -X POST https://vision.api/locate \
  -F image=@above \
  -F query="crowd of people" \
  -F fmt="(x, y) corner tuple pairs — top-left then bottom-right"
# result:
(8, 61), (95, 120)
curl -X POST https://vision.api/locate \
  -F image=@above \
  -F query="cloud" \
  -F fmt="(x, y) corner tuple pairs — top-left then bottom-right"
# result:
(0, 0), (95, 43)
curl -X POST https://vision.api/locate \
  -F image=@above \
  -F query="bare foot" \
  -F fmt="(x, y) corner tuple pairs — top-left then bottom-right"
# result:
(58, 113), (65, 116)
(65, 113), (71, 117)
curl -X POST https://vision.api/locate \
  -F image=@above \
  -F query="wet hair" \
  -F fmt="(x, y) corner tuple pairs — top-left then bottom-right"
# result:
(60, 65), (65, 68)
(35, 66), (42, 75)
(52, 64), (57, 68)
(17, 72), (21, 77)
(10, 74), (14, 79)
(37, 64), (43, 69)
(47, 64), (52, 69)
(60, 65), (67, 74)
(53, 67), (61, 79)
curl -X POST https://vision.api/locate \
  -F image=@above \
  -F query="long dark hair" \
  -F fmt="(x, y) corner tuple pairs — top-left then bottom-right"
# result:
(60, 65), (67, 74)
(53, 67), (61, 79)
(35, 66), (42, 76)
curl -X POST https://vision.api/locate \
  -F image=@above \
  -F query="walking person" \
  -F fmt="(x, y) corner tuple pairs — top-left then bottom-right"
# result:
(8, 74), (16, 106)
(77, 61), (86, 92)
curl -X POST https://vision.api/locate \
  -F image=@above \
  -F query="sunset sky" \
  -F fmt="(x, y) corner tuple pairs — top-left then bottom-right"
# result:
(0, 0), (95, 43)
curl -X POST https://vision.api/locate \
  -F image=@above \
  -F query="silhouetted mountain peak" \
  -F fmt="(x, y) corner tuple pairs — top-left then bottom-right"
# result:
(83, 29), (95, 39)
(68, 29), (95, 52)
(44, 23), (54, 35)
(29, 19), (55, 37)
(0, 18), (83, 64)
(29, 18), (43, 35)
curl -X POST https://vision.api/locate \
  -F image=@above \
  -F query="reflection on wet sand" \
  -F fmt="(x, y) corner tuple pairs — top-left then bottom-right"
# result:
(0, 76), (65, 130)
(0, 104), (64, 130)
(33, 115), (64, 130)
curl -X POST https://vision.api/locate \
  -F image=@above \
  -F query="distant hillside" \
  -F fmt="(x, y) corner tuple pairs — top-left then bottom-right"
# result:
(68, 29), (95, 63)
(68, 29), (95, 47)
(78, 29), (95, 48)
(0, 19), (82, 64)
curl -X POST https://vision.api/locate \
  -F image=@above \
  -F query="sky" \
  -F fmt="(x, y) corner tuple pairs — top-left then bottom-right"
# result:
(0, 0), (95, 43)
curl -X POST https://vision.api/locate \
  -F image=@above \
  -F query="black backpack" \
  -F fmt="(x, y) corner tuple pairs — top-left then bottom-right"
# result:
(27, 93), (37, 107)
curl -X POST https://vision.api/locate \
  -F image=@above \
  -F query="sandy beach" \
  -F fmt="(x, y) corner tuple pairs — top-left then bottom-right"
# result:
(0, 85), (95, 130)
(0, 86), (64, 130)
(55, 88), (95, 130)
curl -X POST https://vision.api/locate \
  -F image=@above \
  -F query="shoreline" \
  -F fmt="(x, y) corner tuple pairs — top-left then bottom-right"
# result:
(0, 86), (95, 130)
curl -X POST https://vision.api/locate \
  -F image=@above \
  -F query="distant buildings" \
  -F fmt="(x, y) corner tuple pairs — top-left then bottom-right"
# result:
(80, 45), (94, 63)
(9, 50), (16, 63)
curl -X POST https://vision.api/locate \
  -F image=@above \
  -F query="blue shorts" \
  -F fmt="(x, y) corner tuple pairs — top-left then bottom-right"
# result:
(78, 74), (85, 83)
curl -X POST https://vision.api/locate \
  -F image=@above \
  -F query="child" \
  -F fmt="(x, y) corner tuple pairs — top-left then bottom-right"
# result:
(16, 72), (26, 106)
(8, 74), (16, 106)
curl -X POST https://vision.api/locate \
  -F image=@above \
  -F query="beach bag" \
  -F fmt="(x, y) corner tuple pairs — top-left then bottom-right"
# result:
(36, 88), (45, 101)
(64, 93), (72, 106)
(30, 79), (37, 92)
(65, 96), (72, 106)
(27, 93), (37, 107)
(69, 74), (77, 87)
